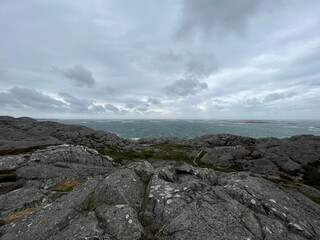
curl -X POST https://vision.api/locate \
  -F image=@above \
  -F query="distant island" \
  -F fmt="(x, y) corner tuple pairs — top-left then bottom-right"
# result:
(0, 116), (320, 239)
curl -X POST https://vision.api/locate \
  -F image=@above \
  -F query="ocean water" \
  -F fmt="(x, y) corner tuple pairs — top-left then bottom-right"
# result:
(55, 119), (320, 139)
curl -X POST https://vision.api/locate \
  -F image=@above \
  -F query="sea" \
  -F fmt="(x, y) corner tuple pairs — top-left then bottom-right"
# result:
(54, 119), (320, 140)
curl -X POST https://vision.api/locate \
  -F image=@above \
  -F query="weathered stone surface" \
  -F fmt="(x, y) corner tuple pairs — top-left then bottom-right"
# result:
(96, 204), (144, 240)
(201, 145), (250, 168)
(0, 187), (44, 217)
(0, 117), (320, 240)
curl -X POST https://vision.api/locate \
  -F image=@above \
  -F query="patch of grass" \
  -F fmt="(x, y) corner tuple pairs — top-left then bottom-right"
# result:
(264, 175), (290, 185)
(299, 191), (320, 205)
(0, 169), (17, 182)
(0, 206), (40, 226)
(302, 161), (320, 190)
(48, 179), (81, 192)
(108, 145), (243, 173)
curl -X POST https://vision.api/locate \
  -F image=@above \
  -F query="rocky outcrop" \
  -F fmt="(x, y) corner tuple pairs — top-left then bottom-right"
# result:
(1, 158), (320, 239)
(0, 116), (131, 155)
(0, 117), (320, 239)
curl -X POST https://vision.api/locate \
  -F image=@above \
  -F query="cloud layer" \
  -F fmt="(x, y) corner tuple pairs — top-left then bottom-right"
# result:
(52, 65), (95, 88)
(0, 0), (319, 119)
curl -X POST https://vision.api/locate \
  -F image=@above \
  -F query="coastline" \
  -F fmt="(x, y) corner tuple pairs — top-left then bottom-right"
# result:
(1, 116), (320, 239)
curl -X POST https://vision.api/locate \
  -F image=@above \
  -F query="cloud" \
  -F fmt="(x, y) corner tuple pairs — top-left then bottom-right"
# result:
(174, 0), (267, 39)
(263, 92), (296, 103)
(8, 87), (65, 110)
(163, 78), (208, 97)
(186, 52), (218, 77)
(52, 65), (95, 88)
(148, 98), (161, 105)
(104, 103), (120, 113)
(0, 87), (123, 114)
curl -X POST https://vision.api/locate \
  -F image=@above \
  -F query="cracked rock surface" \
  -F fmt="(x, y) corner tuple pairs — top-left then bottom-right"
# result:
(0, 117), (320, 239)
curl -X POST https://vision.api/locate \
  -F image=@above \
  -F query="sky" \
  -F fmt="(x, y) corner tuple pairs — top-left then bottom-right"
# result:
(0, 0), (320, 119)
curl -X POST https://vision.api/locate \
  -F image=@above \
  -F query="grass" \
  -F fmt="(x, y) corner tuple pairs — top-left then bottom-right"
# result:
(107, 144), (243, 173)
(48, 179), (81, 192)
(302, 161), (320, 190)
(0, 206), (40, 226)
(265, 175), (320, 206)
(299, 191), (320, 205)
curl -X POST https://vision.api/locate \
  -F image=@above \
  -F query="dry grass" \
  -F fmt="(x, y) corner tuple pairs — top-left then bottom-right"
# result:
(48, 179), (81, 192)
(0, 206), (40, 226)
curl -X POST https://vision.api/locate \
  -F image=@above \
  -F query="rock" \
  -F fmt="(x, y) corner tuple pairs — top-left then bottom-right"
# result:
(0, 187), (44, 217)
(201, 145), (250, 168)
(1, 117), (320, 240)
(96, 204), (144, 240)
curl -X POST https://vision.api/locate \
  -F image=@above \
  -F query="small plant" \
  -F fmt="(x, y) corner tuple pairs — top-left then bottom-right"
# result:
(0, 206), (40, 226)
(48, 179), (80, 192)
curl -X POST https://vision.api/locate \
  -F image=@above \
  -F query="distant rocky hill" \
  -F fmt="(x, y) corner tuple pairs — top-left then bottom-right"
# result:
(0, 116), (320, 239)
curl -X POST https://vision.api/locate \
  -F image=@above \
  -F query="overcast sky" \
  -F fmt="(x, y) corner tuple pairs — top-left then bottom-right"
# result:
(1, 0), (319, 119)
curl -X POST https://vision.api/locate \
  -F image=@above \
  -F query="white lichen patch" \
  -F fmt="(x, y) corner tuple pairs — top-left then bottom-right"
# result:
(265, 227), (272, 234)
(183, 187), (187, 190)
(269, 199), (276, 203)
(148, 194), (154, 198)
(175, 194), (181, 198)
(289, 223), (303, 231)
(115, 204), (125, 209)
(271, 208), (277, 212)
(251, 199), (256, 205)
(166, 199), (173, 204)
(165, 194), (172, 199)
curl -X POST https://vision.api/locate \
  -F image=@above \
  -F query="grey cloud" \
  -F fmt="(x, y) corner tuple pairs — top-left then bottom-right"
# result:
(135, 106), (149, 113)
(125, 103), (136, 109)
(1, 87), (65, 110)
(164, 78), (208, 97)
(148, 98), (161, 105)
(175, 0), (267, 39)
(52, 65), (95, 88)
(0, 87), (122, 114)
(58, 92), (92, 111)
(186, 52), (218, 77)
(160, 50), (182, 62)
(263, 92), (296, 103)
(105, 104), (120, 113)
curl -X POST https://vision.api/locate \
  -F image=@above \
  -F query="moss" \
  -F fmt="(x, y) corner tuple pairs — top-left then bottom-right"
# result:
(299, 191), (320, 205)
(264, 175), (290, 185)
(107, 146), (243, 173)
(302, 161), (320, 190)
(48, 179), (81, 192)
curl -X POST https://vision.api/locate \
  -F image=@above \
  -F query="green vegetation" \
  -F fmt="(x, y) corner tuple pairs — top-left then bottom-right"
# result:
(107, 144), (243, 173)
(299, 191), (320, 205)
(302, 161), (320, 190)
